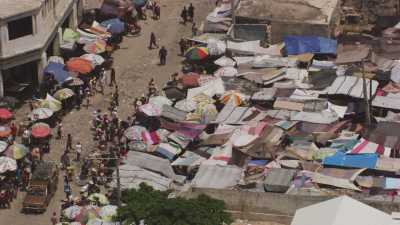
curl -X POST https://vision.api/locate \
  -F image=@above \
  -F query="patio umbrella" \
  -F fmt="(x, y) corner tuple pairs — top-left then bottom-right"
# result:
(88, 193), (109, 205)
(30, 108), (54, 121)
(66, 58), (94, 74)
(0, 141), (8, 153)
(124, 125), (146, 140)
(67, 77), (84, 86)
(54, 88), (75, 101)
(185, 46), (209, 61)
(63, 205), (82, 220)
(0, 126), (11, 138)
(31, 122), (51, 138)
(0, 108), (12, 120)
(63, 28), (80, 43)
(84, 39), (107, 54)
(38, 94), (62, 112)
(101, 18), (125, 34)
(44, 62), (71, 83)
(5, 144), (29, 160)
(99, 205), (117, 222)
(0, 156), (17, 173)
(81, 54), (105, 67)
(48, 56), (65, 65)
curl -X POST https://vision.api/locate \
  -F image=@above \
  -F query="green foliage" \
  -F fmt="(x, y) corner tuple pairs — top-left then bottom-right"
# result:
(116, 183), (233, 225)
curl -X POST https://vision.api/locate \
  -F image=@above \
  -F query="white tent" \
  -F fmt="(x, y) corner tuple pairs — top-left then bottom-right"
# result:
(291, 196), (392, 225)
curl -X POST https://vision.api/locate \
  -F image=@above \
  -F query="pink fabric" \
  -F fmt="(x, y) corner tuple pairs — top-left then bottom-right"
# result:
(351, 139), (369, 154)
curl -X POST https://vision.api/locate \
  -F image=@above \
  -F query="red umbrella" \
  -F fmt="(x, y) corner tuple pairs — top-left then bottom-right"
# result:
(66, 58), (94, 74)
(0, 108), (12, 120)
(31, 122), (51, 138)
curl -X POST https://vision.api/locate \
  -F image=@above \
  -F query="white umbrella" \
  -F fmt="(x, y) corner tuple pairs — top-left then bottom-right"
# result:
(81, 54), (105, 67)
(29, 108), (54, 121)
(0, 156), (17, 173)
(214, 66), (238, 77)
(0, 141), (8, 153)
(99, 205), (118, 221)
(63, 205), (82, 220)
(87, 218), (119, 225)
(48, 56), (65, 65)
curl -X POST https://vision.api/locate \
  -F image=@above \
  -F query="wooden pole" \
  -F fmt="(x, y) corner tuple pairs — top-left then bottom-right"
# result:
(362, 59), (372, 126)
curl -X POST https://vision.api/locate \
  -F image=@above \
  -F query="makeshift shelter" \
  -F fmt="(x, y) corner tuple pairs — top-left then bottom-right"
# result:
(44, 62), (71, 83)
(191, 164), (242, 189)
(290, 196), (392, 225)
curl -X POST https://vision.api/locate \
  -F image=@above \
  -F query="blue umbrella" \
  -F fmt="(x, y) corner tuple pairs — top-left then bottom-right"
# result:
(101, 18), (125, 34)
(133, 0), (147, 7)
(44, 62), (71, 84)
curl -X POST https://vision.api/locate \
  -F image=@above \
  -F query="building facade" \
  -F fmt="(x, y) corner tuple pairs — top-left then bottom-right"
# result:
(0, 0), (80, 98)
(233, 0), (341, 44)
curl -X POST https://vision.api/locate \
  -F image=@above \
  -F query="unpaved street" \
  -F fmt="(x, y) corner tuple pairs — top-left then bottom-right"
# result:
(0, 1), (213, 224)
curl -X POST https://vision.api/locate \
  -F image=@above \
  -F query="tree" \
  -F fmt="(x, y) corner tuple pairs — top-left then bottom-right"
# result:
(116, 183), (233, 225)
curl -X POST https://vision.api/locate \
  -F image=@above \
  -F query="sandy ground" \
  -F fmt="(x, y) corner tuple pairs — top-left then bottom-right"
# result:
(0, 1), (284, 225)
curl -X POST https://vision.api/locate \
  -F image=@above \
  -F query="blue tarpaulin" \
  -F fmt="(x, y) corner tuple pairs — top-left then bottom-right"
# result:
(322, 152), (378, 169)
(101, 18), (125, 34)
(284, 36), (337, 55)
(248, 160), (268, 166)
(44, 62), (70, 84)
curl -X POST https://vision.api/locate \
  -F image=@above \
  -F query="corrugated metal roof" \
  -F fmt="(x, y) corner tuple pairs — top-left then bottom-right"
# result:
(191, 164), (242, 189)
(327, 76), (378, 98)
(112, 164), (172, 191)
(125, 151), (185, 183)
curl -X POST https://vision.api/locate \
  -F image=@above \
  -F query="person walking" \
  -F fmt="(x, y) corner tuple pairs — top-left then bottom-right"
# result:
(51, 212), (58, 225)
(109, 66), (116, 87)
(179, 38), (186, 56)
(66, 134), (73, 152)
(188, 3), (195, 22)
(75, 142), (82, 162)
(181, 6), (188, 25)
(154, 3), (160, 20)
(56, 122), (63, 139)
(159, 46), (168, 65)
(149, 32), (159, 49)
(192, 23), (198, 37)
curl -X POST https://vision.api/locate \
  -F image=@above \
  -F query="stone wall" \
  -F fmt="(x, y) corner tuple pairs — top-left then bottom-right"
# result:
(181, 188), (400, 224)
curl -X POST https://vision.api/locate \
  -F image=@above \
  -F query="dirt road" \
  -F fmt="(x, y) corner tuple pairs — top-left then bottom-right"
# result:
(0, 1), (213, 224)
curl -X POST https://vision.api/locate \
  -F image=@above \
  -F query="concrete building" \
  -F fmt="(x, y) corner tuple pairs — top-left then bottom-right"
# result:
(233, 0), (341, 44)
(0, 0), (80, 98)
